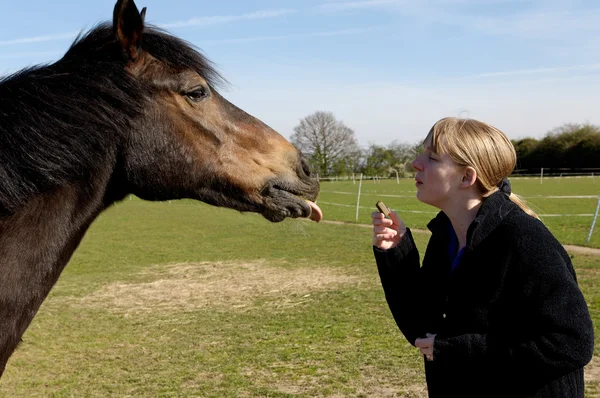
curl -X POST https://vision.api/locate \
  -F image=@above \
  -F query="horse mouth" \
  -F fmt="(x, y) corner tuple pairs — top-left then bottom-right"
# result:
(260, 182), (322, 223)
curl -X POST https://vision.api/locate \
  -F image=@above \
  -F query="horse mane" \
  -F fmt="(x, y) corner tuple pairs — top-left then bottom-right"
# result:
(0, 23), (224, 215)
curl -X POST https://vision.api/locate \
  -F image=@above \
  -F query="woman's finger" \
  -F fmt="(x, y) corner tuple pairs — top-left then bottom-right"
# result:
(373, 225), (397, 234)
(372, 218), (394, 227)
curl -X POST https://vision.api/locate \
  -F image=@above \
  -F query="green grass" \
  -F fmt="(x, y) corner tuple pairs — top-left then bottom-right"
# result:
(318, 176), (600, 247)
(0, 197), (598, 397)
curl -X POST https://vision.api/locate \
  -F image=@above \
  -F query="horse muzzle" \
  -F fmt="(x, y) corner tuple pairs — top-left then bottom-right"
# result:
(259, 179), (321, 222)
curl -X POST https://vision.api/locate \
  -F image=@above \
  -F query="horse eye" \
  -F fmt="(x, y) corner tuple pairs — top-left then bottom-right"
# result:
(185, 87), (208, 102)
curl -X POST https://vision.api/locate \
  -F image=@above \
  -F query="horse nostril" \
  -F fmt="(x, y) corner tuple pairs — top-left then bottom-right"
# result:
(300, 158), (311, 177)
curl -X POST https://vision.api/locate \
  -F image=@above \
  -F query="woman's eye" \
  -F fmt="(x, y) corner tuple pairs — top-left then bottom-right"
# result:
(186, 87), (208, 102)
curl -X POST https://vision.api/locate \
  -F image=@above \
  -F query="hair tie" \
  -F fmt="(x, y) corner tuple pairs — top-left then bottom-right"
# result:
(498, 178), (512, 195)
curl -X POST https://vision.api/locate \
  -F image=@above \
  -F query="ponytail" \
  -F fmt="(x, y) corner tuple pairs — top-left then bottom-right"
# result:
(497, 178), (539, 219)
(507, 192), (539, 220)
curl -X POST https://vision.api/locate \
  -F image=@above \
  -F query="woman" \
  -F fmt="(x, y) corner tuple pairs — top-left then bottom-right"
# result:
(371, 117), (594, 397)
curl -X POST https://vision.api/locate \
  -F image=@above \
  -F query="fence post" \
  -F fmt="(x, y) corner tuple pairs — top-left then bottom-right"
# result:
(355, 173), (363, 221)
(587, 196), (600, 244)
(540, 168), (544, 184)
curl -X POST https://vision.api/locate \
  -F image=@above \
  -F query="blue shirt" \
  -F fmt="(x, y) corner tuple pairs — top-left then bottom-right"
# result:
(448, 224), (465, 275)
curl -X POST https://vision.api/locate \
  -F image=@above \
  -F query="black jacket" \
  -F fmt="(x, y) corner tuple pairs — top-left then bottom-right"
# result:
(373, 192), (594, 397)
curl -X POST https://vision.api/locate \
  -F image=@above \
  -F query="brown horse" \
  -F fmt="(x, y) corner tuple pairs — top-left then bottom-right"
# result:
(0, 0), (321, 377)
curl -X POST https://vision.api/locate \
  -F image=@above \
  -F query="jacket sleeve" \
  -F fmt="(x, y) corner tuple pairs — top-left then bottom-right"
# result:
(432, 241), (594, 380)
(373, 228), (429, 345)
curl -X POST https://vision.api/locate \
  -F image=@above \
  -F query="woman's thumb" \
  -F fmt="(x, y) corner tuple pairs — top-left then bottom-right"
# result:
(389, 210), (400, 224)
(389, 210), (406, 231)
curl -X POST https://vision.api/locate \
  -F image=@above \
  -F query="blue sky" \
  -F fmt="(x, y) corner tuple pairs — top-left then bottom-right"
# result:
(1, 0), (599, 147)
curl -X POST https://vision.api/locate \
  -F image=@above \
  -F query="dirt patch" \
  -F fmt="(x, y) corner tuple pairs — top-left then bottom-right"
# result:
(563, 245), (600, 256)
(78, 261), (363, 314)
(354, 382), (427, 398)
(586, 355), (600, 383)
(356, 365), (427, 398)
(237, 363), (427, 398)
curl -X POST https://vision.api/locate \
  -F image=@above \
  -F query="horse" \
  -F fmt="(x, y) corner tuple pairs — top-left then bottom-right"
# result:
(0, 0), (321, 377)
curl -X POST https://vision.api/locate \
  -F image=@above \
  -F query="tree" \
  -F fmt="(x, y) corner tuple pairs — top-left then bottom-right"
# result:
(512, 123), (600, 170)
(512, 138), (539, 170)
(362, 143), (396, 176)
(290, 111), (359, 176)
(554, 124), (600, 168)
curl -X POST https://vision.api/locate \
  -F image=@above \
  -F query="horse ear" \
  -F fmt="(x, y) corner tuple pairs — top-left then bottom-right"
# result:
(113, 0), (145, 61)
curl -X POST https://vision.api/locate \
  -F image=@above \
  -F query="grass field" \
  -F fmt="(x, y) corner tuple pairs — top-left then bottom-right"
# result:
(0, 188), (598, 397)
(318, 176), (600, 248)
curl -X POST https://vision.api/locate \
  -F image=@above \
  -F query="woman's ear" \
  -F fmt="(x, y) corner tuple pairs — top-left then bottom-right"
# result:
(460, 166), (477, 188)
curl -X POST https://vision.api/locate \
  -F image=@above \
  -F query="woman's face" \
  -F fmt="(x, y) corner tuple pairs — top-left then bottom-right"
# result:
(411, 137), (464, 209)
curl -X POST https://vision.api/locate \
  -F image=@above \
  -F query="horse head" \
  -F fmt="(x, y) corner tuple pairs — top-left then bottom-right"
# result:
(113, 0), (321, 222)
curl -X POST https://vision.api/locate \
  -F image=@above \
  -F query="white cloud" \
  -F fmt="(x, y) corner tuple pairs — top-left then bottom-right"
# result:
(0, 51), (60, 60)
(456, 63), (600, 79)
(0, 32), (78, 47)
(0, 9), (297, 47)
(201, 27), (385, 46)
(319, 0), (534, 10)
(471, 8), (600, 40)
(320, 0), (403, 10)
(319, 0), (600, 43)
(160, 9), (297, 29)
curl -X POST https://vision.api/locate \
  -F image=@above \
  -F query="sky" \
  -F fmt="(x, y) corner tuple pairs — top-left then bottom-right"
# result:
(1, 0), (599, 147)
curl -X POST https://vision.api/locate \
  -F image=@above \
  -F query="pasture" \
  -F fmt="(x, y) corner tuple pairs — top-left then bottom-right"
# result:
(0, 180), (599, 397)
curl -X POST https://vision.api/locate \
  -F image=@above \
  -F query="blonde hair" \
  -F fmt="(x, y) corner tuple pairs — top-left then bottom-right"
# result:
(427, 117), (538, 219)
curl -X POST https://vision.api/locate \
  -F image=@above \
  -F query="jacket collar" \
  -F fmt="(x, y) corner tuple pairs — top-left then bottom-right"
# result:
(427, 191), (518, 250)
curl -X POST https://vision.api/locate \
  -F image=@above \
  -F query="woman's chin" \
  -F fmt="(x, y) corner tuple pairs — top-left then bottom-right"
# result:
(416, 193), (434, 207)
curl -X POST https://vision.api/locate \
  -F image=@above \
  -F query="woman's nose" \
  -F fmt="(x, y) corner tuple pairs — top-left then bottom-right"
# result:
(411, 157), (423, 171)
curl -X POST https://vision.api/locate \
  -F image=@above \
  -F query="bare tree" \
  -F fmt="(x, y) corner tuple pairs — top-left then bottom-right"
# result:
(290, 111), (359, 176)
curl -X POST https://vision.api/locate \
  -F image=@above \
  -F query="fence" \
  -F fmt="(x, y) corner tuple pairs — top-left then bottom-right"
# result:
(317, 174), (600, 244)
(317, 169), (599, 183)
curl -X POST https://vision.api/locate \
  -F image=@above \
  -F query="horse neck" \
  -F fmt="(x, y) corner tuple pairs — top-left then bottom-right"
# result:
(0, 162), (117, 375)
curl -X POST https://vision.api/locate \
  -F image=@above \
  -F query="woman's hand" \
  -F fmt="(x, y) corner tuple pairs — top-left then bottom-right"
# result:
(371, 210), (407, 250)
(415, 333), (436, 361)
